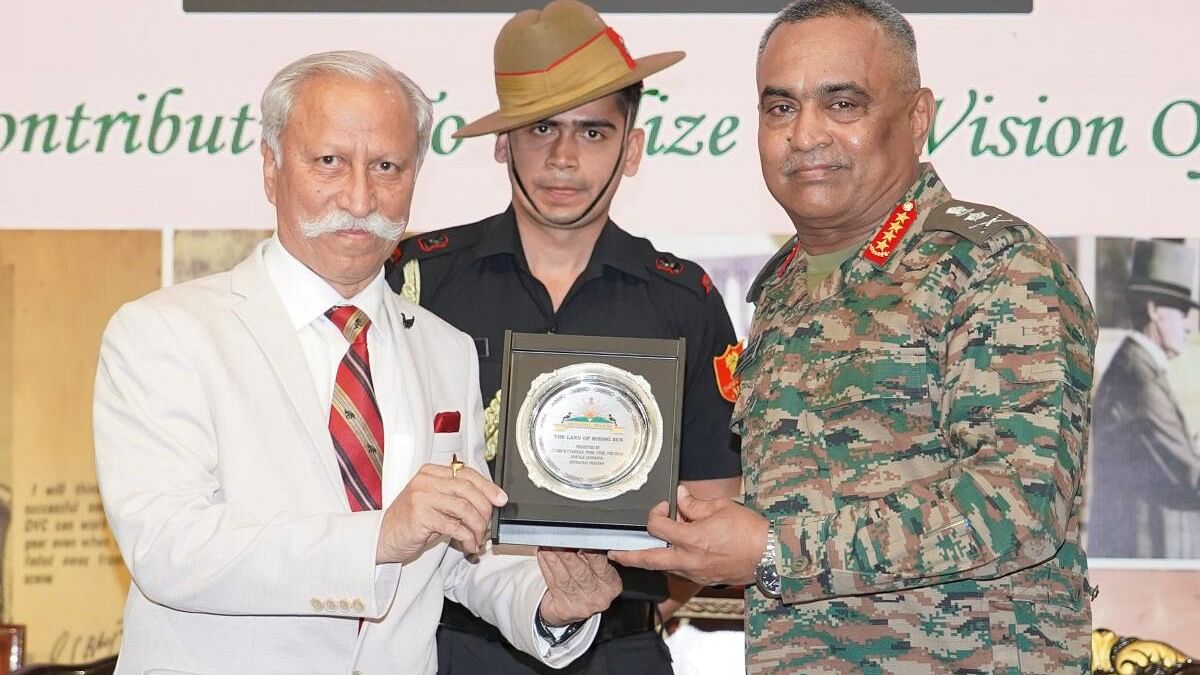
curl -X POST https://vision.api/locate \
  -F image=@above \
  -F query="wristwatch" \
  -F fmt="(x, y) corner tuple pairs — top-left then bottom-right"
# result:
(755, 518), (782, 599)
(534, 608), (584, 647)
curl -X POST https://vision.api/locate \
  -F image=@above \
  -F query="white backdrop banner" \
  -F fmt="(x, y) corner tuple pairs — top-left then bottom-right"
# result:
(1, 0), (1198, 237)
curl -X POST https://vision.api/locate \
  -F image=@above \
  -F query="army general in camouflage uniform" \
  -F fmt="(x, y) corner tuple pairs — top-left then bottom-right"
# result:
(612, 1), (1098, 672)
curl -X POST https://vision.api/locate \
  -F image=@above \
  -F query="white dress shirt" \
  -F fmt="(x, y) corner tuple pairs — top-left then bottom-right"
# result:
(263, 235), (416, 479)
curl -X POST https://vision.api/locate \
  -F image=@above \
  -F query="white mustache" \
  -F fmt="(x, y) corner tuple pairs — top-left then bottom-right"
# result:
(299, 210), (407, 242)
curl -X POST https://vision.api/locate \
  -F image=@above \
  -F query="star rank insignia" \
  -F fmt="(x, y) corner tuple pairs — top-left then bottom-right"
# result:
(862, 200), (918, 266)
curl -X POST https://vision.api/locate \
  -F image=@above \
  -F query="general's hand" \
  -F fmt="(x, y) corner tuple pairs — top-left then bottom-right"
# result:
(609, 485), (767, 586)
(375, 462), (507, 564)
(536, 549), (622, 626)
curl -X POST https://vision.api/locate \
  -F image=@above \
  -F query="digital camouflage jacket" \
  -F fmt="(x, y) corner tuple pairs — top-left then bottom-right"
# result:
(736, 165), (1097, 674)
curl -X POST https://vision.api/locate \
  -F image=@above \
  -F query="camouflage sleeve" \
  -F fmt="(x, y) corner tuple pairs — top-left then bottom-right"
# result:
(774, 238), (1097, 604)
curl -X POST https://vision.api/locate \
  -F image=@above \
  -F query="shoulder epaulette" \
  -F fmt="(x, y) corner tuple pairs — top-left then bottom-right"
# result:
(389, 223), (484, 267)
(923, 199), (1028, 246)
(386, 222), (488, 303)
(746, 238), (798, 304)
(647, 252), (714, 300)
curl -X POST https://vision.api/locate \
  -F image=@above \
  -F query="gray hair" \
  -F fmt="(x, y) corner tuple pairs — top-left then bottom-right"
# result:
(260, 50), (434, 169)
(759, 0), (921, 91)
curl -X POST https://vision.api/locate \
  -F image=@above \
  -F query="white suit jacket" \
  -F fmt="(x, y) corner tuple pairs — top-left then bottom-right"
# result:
(93, 243), (595, 675)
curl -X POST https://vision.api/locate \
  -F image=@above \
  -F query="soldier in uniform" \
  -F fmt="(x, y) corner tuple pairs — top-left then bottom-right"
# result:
(613, 1), (1098, 672)
(1089, 239), (1200, 559)
(387, 1), (743, 673)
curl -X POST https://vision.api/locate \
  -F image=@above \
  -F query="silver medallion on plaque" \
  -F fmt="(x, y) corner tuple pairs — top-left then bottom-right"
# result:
(515, 362), (662, 502)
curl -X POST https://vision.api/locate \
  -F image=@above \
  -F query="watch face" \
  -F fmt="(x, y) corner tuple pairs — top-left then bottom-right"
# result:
(756, 562), (782, 597)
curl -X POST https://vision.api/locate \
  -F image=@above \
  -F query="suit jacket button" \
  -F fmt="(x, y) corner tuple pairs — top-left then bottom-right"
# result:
(352, 599), (366, 612)
(310, 598), (323, 611)
(324, 599), (338, 612)
(338, 599), (350, 612)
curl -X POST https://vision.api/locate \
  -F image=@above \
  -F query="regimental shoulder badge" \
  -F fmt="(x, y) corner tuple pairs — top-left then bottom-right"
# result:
(393, 223), (485, 267)
(655, 255), (683, 276)
(862, 200), (918, 266)
(713, 341), (744, 403)
(417, 233), (449, 253)
(647, 252), (715, 300)
(924, 199), (1027, 246)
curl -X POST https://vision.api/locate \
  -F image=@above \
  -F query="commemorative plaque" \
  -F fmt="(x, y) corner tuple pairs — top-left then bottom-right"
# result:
(492, 332), (685, 551)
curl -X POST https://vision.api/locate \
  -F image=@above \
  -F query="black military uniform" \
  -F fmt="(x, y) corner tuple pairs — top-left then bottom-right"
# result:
(387, 206), (741, 674)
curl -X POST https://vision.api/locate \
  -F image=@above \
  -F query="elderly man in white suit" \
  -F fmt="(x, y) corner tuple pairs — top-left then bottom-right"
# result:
(93, 51), (621, 675)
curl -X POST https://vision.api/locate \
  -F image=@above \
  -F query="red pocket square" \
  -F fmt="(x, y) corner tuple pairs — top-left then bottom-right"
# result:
(433, 411), (461, 433)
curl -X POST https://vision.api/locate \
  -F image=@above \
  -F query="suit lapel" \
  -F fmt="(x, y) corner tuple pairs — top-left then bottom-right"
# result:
(389, 296), (433, 471)
(229, 245), (346, 500)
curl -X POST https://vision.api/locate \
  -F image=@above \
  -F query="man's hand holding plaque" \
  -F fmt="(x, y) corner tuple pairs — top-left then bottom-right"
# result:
(536, 549), (624, 626)
(376, 456), (507, 563)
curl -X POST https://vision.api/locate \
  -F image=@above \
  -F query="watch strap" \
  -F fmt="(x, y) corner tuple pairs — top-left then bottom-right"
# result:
(535, 607), (585, 647)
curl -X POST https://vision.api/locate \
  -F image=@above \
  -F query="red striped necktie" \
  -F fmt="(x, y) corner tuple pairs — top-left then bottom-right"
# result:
(325, 305), (384, 511)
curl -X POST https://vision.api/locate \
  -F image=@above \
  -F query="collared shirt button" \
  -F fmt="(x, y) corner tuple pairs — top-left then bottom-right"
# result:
(310, 598), (323, 611)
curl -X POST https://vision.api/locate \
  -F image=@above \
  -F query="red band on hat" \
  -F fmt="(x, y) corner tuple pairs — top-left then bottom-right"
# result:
(605, 27), (637, 70)
(496, 27), (635, 77)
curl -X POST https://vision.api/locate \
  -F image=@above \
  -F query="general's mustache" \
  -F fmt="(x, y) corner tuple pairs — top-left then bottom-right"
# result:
(780, 152), (851, 175)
